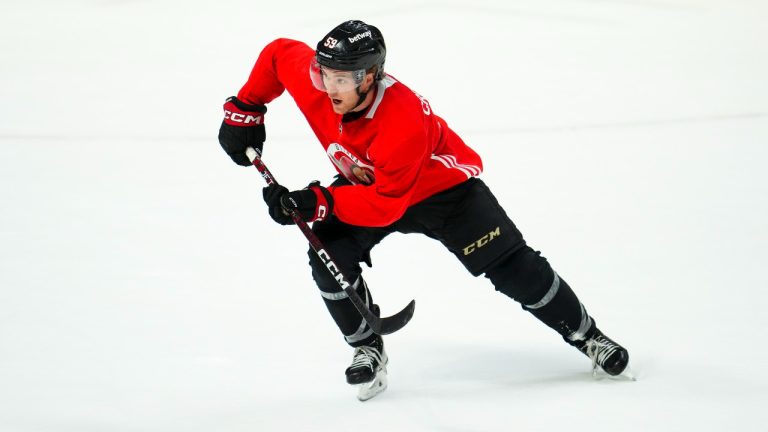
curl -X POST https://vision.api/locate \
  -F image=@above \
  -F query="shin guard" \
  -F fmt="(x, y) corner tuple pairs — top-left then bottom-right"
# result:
(485, 246), (595, 344)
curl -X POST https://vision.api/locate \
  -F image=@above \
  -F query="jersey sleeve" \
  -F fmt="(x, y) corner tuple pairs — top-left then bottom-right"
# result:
(330, 126), (430, 227)
(236, 38), (314, 105)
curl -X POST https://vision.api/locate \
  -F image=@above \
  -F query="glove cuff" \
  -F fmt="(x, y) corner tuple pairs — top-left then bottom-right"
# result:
(227, 96), (267, 113)
(308, 184), (334, 222)
(223, 96), (267, 127)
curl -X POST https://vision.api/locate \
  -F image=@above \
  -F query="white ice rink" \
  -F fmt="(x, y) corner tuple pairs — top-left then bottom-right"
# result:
(1, 0), (767, 431)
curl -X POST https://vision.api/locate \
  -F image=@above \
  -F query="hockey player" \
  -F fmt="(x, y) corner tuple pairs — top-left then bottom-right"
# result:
(218, 20), (629, 401)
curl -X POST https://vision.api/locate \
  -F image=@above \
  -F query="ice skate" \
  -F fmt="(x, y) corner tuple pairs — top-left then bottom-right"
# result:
(345, 336), (388, 401)
(576, 328), (629, 377)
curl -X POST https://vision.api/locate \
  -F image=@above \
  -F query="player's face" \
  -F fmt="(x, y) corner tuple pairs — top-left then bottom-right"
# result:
(309, 61), (374, 114)
(320, 68), (362, 93)
(321, 68), (372, 114)
(326, 84), (359, 114)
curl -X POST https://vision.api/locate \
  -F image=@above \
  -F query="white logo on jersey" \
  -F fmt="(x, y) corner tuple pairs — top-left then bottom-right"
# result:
(413, 92), (431, 115)
(326, 143), (376, 185)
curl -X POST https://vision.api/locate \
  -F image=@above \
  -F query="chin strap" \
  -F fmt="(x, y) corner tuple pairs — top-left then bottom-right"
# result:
(351, 82), (375, 111)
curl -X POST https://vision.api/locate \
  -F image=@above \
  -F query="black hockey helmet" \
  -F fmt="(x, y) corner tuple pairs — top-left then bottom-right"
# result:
(315, 20), (386, 81)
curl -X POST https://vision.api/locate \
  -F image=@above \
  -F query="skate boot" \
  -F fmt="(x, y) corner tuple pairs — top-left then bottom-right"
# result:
(345, 335), (388, 401)
(575, 328), (629, 376)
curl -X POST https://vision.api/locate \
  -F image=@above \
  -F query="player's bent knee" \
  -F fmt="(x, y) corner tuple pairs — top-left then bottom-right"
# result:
(484, 245), (556, 306)
(307, 244), (363, 293)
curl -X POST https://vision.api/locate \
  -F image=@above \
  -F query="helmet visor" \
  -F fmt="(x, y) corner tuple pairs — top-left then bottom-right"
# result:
(309, 58), (365, 93)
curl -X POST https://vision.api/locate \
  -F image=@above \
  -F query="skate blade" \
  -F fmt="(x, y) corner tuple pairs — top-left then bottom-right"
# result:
(356, 369), (388, 401)
(591, 364), (637, 381)
(619, 365), (638, 381)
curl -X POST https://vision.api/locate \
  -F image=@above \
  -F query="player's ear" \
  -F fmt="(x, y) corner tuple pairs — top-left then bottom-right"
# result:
(363, 72), (375, 90)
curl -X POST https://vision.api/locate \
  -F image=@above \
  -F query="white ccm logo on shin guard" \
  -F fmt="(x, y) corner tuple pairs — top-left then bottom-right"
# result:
(317, 249), (349, 289)
(463, 227), (501, 255)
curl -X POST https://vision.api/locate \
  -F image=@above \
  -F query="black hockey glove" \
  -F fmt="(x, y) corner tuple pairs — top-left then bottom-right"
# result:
(262, 181), (334, 225)
(218, 96), (267, 166)
(263, 183), (291, 224)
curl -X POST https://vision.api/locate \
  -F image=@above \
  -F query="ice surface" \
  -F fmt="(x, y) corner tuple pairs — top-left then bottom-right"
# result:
(1, 1), (767, 431)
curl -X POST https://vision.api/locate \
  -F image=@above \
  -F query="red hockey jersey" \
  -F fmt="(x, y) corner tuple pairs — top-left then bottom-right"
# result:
(237, 38), (483, 227)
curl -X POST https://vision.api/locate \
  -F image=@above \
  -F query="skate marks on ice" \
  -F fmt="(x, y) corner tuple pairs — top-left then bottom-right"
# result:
(387, 342), (637, 401)
(363, 342), (642, 431)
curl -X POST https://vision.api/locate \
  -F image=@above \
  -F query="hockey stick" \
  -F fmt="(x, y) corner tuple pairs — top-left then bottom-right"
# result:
(245, 147), (415, 335)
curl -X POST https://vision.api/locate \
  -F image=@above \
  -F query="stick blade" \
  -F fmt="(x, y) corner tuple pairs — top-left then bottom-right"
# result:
(371, 299), (415, 335)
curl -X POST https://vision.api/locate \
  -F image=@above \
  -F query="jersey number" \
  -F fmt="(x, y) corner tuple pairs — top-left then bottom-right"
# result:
(324, 37), (338, 48)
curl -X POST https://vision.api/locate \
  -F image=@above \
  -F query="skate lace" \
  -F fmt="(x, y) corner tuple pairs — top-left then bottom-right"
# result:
(350, 346), (382, 371)
(585, 335), (619, 374)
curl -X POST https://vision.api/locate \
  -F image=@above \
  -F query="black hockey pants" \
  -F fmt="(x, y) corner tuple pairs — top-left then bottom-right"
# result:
(308, 178), (596, 347)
